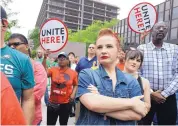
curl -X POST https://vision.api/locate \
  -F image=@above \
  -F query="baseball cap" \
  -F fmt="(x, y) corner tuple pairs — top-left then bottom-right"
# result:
(58, 52), (68, 58)
(1, 6), (7, 20)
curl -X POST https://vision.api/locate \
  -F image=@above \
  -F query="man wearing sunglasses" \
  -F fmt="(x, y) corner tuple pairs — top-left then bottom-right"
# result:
(0, 6), (35, 125)
(75, 44), (97, 73)
(75, 44), (97, 121)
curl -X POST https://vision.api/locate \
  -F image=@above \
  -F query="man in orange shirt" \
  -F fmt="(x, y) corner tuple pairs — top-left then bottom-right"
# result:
(1, 72), (26, 125)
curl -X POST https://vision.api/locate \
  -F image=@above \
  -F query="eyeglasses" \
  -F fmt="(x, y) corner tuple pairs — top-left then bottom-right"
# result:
(8, 42), (26, 47)
(88, 47), (95, 49)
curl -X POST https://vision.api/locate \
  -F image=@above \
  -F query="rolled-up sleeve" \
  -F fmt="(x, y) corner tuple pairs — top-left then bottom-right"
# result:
(76, 69), (91, 101)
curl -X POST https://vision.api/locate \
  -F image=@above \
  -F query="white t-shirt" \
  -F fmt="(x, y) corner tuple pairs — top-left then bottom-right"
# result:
(71, 63), (77, 70)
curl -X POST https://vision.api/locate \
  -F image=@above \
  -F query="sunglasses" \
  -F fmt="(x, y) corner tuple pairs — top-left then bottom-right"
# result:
(58, 57), (68, 60)
(8, 42), (26, 47)
(88, 47), (95, 49)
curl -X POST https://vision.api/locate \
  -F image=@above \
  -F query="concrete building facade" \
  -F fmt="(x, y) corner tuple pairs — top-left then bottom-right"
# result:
(113, 0), (178, 48)
(36, 0), (119, 31)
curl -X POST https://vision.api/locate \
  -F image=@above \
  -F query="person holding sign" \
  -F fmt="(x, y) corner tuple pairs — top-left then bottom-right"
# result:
(76, 28), (148, 125)
(45, 52), (78, 125)
(40, 18), (68, 53)
(137, 21), (178, 125)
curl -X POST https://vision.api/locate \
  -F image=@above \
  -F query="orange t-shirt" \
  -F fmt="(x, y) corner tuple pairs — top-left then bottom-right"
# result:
(117, 63), (125, 71)
(48, 67), (78, 104)
(1, 72), (26, 125)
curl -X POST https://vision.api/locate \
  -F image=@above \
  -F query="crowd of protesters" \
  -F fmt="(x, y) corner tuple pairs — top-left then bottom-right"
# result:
(1, 5), (178, 126)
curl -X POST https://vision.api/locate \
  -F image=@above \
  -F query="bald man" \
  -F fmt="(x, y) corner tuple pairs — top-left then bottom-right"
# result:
(137, 21), (178, 125)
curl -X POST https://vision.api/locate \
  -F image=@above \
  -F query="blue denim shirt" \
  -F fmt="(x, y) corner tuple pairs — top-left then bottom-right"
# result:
(76, 65), (142, 125)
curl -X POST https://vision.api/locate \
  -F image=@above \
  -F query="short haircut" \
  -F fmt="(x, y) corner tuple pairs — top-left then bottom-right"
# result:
(125, 50), (144, 68)
(68, 52), (75, 57)
(8, 33), (28, 44)
(8, 33), (31, 57)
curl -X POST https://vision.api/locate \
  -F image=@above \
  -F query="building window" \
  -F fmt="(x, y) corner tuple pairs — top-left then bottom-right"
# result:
(121, 26), (124, 33)
(158, 3), (164, 12)
(127, 37), (130, 43)
(132, 31), (136, 37)
(125, 25), (128, 32)
(136, 36), (139, 44)
(84, 13), (92, 19)
(131, 37), (135, 43)
(173, 0), (178, 7)
(171, 19), (178, 28)
(84, 1), (93, 7)
(84, 7), (92, 13)
(121, 19), (124, 26)
(124, 19), (127, 24)
(117, 22), (121, 27)
(124, 32), (128, 38)
(158, 12), (164, 22)
(128, 31), (131, 38)
(165, 1), (170, 10)
(165, 10), (170, 21)
(118, 27), (121, 33)
(170, 28), (178, 39)
(172, 7), (178, 19)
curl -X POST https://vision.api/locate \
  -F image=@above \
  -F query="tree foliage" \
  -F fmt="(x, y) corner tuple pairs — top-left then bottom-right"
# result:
(1, 0), (20, 41)
(69, 19), (119, 43)
(31, 49), (37, 59)
(1, 0), (12, 7)
(28, 28), (40, 50)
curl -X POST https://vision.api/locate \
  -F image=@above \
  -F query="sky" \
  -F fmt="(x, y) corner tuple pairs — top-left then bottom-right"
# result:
(6, 0), (165, 37)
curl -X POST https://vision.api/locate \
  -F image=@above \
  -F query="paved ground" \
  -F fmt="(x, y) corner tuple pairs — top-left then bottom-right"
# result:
(41, 97), (75, 126)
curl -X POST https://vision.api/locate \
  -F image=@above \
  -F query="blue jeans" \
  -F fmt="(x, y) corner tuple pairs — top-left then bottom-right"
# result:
(44, 87), (49, 105)
(37, 120), (42, 126)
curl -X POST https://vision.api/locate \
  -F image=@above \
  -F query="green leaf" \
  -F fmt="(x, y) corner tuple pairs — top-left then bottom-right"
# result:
(68, 19), (119, 44)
